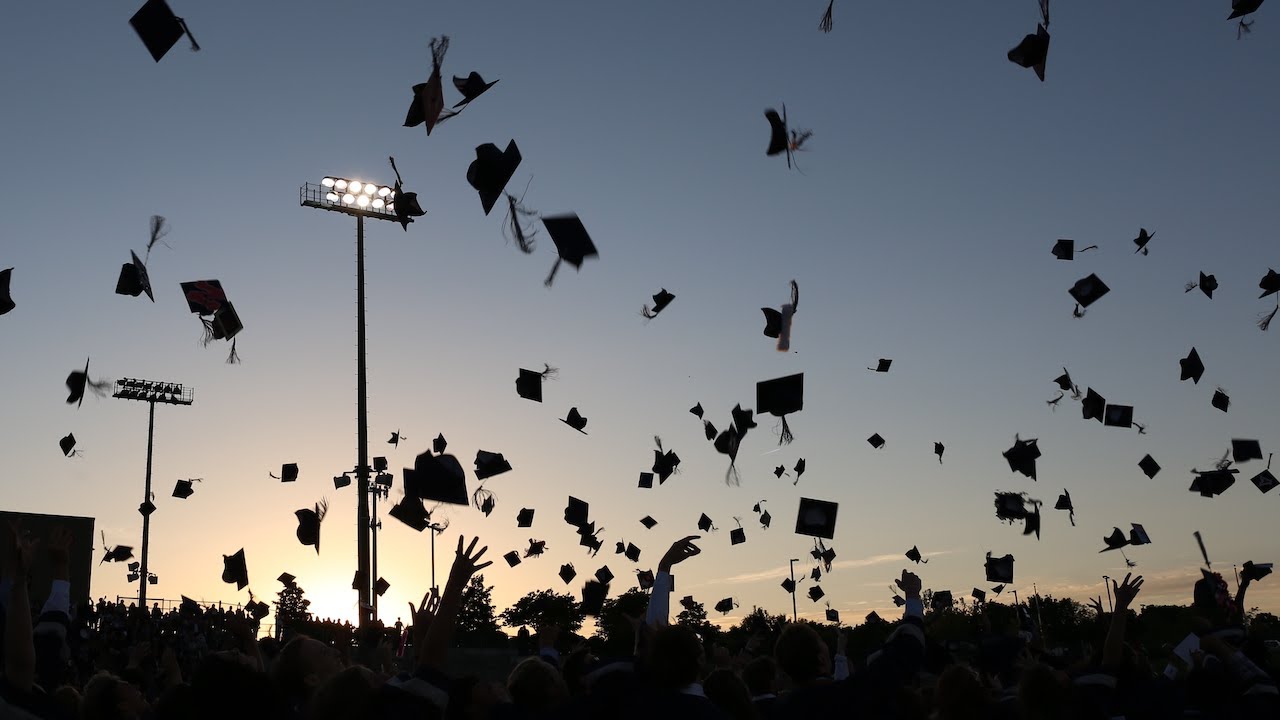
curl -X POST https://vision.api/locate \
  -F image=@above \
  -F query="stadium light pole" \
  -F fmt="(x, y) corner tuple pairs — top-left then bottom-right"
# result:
(789, 558), (800, 622)
(301, 176), (399, 628)
(112, 378), (194, 609)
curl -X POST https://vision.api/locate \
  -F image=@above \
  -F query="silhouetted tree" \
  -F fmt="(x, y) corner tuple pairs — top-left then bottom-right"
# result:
(594, 588), (649, 655)
(1248, 611), (1280, 641)
(676, 598), (721, 646)
(500, 589), (584, 635)
(274, 583), (312, 640)
(455, 575), (507, 648)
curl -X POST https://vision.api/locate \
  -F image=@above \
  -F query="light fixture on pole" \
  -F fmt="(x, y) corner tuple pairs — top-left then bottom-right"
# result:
(789, 558), (800, 622)
(1102, 575), (1113, 613)
(301, 169), (418, 628)
(112, 377), (193, 609)
(428, 521), (448, 592)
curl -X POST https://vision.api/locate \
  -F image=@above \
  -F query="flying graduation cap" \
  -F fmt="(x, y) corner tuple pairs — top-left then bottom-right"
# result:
(1185, 272), (1219, 299)
(130, 0), (200, 63)
(173, 478), (199, 499)
(115, 251), (155, 302)
(1003, 436), (1041, 480)
(652, 437), (681, 482)
(271, 464), (299, 483)
(1212, 388), (1231, 413)
(1133, 228), (1155, 255)
(453, 72), (499, 108)
(934, 443), (945, 464)
(1180, 348), (1205, 384)
(1251, 455), (1278, 494)
(59, 433), (79, 457)
(562, 407), (588, 434)
(1054, 490), (1075, 526)
(757, 373), (803, 445)
(994, 491), (1042, 539)
(222, 549), (248, 590)
(541, 215), (598, 287)
(1051, 239), (1097, 261)
(642, 289), (676, 320)
(761, 280), (799, 352)
(474, 451), (512, 481)
(516, 364), (557, 403)
(1229, 0), (1265, 38)
(985, 553), (1015, 584)
(467, 140), (522, 216)
(66, 358), (110, 407)
(1069, 274), (1110, 317)
(795, 498), (838, 540)
(764, 105), (813, 170)
(868, 359), (892, 373)
(403, 449), (468, 505)
(0, 267), (14, 315)
(1258, 268), (1280, 330)
(101, 533), (134, 565)
(179, 280), (242, 363)
(1007, 0), (1051, 81)
(517, 508), (535, 527)
(905, 546), (927, 564)
(404, 36), (450, 135)
(295, 499), (328, 554)
(388, 156), (427, 231)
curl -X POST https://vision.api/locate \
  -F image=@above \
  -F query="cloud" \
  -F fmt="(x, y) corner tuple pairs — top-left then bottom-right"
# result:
(693, 548), (961, 589)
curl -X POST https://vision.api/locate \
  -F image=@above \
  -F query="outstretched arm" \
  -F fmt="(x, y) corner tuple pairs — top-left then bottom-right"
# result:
(420, 536), (491, 671)
(647, 536), (701, 628)
(1103, 573), (1143, 669)
(4, 522), (38, 693)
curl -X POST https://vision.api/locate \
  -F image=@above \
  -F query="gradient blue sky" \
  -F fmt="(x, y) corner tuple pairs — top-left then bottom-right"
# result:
(2, 1), (1278, 628)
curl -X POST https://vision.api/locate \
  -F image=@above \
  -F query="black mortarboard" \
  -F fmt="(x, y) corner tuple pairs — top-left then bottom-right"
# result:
(524, 539), (546, 558)
(759, 509), (772, 529)
(972, 588), (987, 603)
(906, 546), (926, 564)
(761, 280), (800, 351)
(130, 0), (200, 63)
(0, 267), (13, 315)
(272, 464), (299, 483)
(1190, 468), (1238, 498)
(698, 513), (715, 532)
(794, 458), (806, 480)
(467, 140), (522, 216)
(730, 524), (746, 546)
(1181, 348), (1205, 384)
(780, 578), (796, 594)
(795, 498), (839, 540)
(139, 500), (156, 517)
(1241, 560), (1273, 582)
(102, 544), (134, 564)
(66, 358), (107, 408)
(1230, 0), (1266, 19)
(374, 577), (390, 596)
(541, 215), (598, 287)
(1104, 404), (1134, 428)
(642, 289), (676, 320)
(352, 570), (366, 591)
(869, 359), (892, 373)
(557, 564), (575, 584)
(1233, 440), (1264, 464)
(246, 598), (270, 621)
(383, 157), (427, 232)
(59, 433), (77, 457)
(690, 402), (704, 419)
(222, 549), (248, 590)
(990, 584), (1005, 596)
(388, 496), (430, 531)
(756, 374), (804, 446)
(504, 551), (521, 568)
(985, 553), (1014, 584)
(594, 566), (614, 585)
(715, 597), (736, 614)
(516, 365), (556, 403)
(1069, 274), (1110, 314)
(774, 465), (787, 479)
(1186, 272), (1218, 299)
(994, 491), (1034, 522)
(1054, 489), (1075, 526)
(388, 431), (403, 448)
(1251, 457), (1278, 494)
(475, 490), (496, 517)
(278, 573), (296, 586)
(517, 508), (534, 528)
(1008, 24), (1050, 81)
(115, 251), (155, 302)
(640, 516), (657, 530)
(1003, 437), (1040, 480)
(429, 434), (446, 455)
(1261, 268), (1280, 298)
(1024, 506), (1041, 540)
(763, 106), (812, 170)
(173, 478), (195, 499)
(931, 591), (954, 611)
(1051, 239), (1097, 260)
(1133, 228), (1154, 255)
(811, 567), (822, 581)
(564, 497), (589, 527)
(561, 407), (588, 434)
(638, 472), (654, 489)
(623, 544), (640, 562)
(652, 437), (681, 483)
(868, 433), (885, 449)
(403, 451), (468, 505)
(1212, 389), (1231, 413)
(1129, 523), (1151, 546)
(807, 585), (825, 602)
(452, 72), (498, 108)
(180, 279), (225, 315)
(474, 451), (512, 480)
(826, 606), (840, 623)
(1053, 368), (1077, 394)
(581, 580), (608, 616)
(403, 36), (449, 134)
(1082, 388), (1106, 423)
(636, 569), (655, 590)
(295, 499), (327, 554)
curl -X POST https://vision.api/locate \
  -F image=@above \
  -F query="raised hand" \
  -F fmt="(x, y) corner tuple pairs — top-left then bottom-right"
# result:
(1111, 573), (1144, 611)
(447, 536), (493, 588)
(658, 535), (702, 573)
(1087, 596), (1105, 616)
(409, 587), (440, 644)
(895, 569), (922, 600)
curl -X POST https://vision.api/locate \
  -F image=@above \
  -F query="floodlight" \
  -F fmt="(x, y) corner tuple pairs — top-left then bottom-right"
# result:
(322, 177), (336, 187)
(342, 193), (355, 204)
(377, 186), (391, 197)
(371, 199), (384, 209)
(335, 179), (348, 190)
(362, 184), (375, 196)
(349, 181), (363, 194)
(356, 195), (369, 208)
(326, 192), (339, 202)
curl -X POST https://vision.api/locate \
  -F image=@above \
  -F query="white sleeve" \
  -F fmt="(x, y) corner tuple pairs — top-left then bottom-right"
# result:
(833, 652), (850, 681)
(646, 571), (672, 627)
(40, 579), (71, 618)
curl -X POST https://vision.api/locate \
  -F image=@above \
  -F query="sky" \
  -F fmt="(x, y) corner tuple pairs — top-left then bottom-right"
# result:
(2, 1), (1279, 631)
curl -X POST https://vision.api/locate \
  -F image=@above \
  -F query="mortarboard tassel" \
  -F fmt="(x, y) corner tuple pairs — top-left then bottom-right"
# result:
(177, 16), (200, 52)
(777, 415), (794, 445)
(1072, 303), (1085, 319)
(819, 0), (834, 32)
(1259, 300), (1278, 331)
(504, 191), (539, 254)
(146, 215), (170, 261)
(1238, 19), (1254, 40)
(1046, 391), (1064, 410)
(1077, 244), (1098, 254)
(199, 317), (217, 346)
(225, 338), (240, 365)
(544, 257), (563, 288)
(1185, 280), (1199, 293)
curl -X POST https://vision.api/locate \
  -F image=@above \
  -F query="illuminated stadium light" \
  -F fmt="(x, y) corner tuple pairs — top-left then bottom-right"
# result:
(371, 198), (384, 209)
(326, 192), (339, 202)
(342, 193), (355, 204)
(322, 177), (336, 187)
(356, 195), (370, 208)
(377, 186), (391, 197)
(334, 179), (348, 190)
(349, 180), (363, 194)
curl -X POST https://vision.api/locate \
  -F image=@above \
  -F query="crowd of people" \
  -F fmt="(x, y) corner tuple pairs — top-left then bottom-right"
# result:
(2, 522), (1277, 719)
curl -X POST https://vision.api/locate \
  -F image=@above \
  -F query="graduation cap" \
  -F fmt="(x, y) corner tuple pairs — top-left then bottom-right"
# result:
(868, 433), (886, 449)
(780, 578), (797, 594)
(581, 580), (608, 616)
(1185, 272), (1219, 299)
(972, 588), (987, 603)
(1251, 455), (1277, 494)
(1051, 239), (1097, 260)
(697, 513), (715, 532)
(403, 450), (468, 505)
(222, 549), (248, 590)
(373, 578), (392, 599)
(1129, 523), (1151, 546)
(638, 472), (654, 489)
(795, 498), (838, 540)
(173, 478), (197, 499)
(541, 214), (598, 287)
(636, 569), (655, 590)
(271, 464), (299, 483)
(794, 458), (806, 482)
(714, 597), (737, 614)
(517, 508), (534, 527)
(931, 591), (954, 612)
(130, 0), (200, 62)
(558, 563), (576, 584)
(515, 364), (556, 403)
(1003, 436), (1040, 480)
(333, 474), (352, 490)
(1212, 388), (1231, 412)
(757, 504), (772, 529)
(245, 596), (271, 621)
(652, 437), (681, 482)
(756, 374), (804, 445)
(0, 267), (14, 315)
(387, 157), (427, 231)
(139, 500), (156, 517)
(561, 407), (589, 434)
(623, 543), (640, 562)
(115, 251), (154, 302)
(934, 443), (945, 464)
(66, 358), (109, 407)
(774, 465), (788, 479)
(1069, 274), (1110, 317)
(295, 499), (327, 554)
(1054, 490), (1075, 526)
(403, 36), (450, 135)
(594, 565), (614, 585)
(1099, 527), (1127, 552)
(1104, 404), (1134, 429)
(642, 289), (676, 320)
(1259, 268), (1280, 331)
(278, 573), (296, 586)
(466, 140), (522, 216)
(517, 539), (544, 559)
(906, 546), (927, 564)
(59, 433), (79, 458)
(564, 496), (589, 527)
(1135, 454), (1160, 479)
(1053, 368), (1079, 395)
(730, 517), (746, 546)
(387, 431), (404, 448)
(985, 553), (1015, 584)
(474, 451), (512, 480)
(825, 605), (840, 623)
(810, 566), (822, 582)
(1133, 228), (1154, 256)
(640, 516), (657, 530)
(1190, 467), (1238, 497)
(1180, 348), (1205, 384)
(761, 280), (800, 352)
(452, 72), (498, 108)
(1241, 560), (1273, 583)
(1081, 388), (1106, 423)
(714, 426), (744, 486)
(101, 532), (134, 564)
(504, 551), (521, 568)
(473, 488), (496, 517)
(868, 359), (892, 373)
(764, 105), (813, 170)
(1232, 439), (1264, 464)
(807, 585), (825, 602)
(179, 280), (242, 362)
(352, 570), (366, 591)
(1007, 6), (1050, 83)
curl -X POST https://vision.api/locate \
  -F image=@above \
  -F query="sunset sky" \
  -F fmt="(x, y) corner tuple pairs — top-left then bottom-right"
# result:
(2, 1), (1278, 630)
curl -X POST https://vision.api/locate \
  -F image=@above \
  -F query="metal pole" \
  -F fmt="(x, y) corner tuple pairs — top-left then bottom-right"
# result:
(430, 528), (436, 592)
(371, 491), (378, 622)
(139, 401), (156, 608)
(789, 559), (798, 622)
(355, 215), (373, 628)
(1103, 576), (1113, 613)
